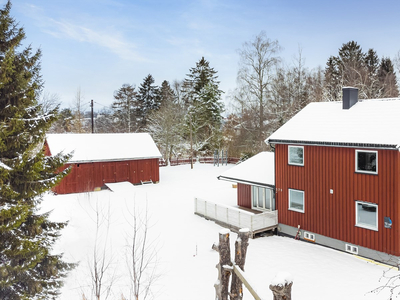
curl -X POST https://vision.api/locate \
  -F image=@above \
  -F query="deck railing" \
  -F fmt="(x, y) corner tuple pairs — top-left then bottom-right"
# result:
(194, 198), (278, 237)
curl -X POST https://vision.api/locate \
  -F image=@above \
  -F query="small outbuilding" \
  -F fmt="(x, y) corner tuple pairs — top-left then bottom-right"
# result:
(45, 133), (162, 194)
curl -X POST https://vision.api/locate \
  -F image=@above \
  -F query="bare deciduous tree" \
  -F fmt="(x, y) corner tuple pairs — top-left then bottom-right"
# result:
(73, 86), (88, 133)
(237, 31), (282, 151)
(125, 202), (160, 300)
(39, 91), (61, 114)
(83, 199), (118, 300)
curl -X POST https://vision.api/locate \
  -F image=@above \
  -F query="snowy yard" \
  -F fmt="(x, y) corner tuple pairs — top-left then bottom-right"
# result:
(41, 163), (397, 300)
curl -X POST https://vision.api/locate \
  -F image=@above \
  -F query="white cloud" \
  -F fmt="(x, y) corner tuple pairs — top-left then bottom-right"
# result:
(45, 19), (148, 62)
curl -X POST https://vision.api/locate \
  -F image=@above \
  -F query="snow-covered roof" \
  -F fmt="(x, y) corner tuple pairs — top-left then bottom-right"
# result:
(266, 98), (400, 149)
(218, 152), (274, 187)
(46, 133), (162, 163)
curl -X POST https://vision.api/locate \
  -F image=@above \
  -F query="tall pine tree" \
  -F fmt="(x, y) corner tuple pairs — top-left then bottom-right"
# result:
(183, 57), (224, 153)
(112, 83), (139, 132)
(137, 74), (160, 127)
(0, 2), (74, 299)
(324, 41), (399, 100)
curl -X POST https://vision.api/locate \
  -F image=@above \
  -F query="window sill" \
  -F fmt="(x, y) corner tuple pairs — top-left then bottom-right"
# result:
(288, 163), (304, 167)
(355, 170), (378, 175)
(355, 224), (378, 231)
(289, 208), (304, 213)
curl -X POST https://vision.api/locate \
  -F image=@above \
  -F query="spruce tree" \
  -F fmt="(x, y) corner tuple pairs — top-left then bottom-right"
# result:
(324, 41), (399, 100)
(183, 57), (224, 153)
(378, 57), (399, 97)
(159, 80), (175, 107)
(137, 74), (160, 126)
(112, 83), (139, 132)
(0, 1), (73, 299)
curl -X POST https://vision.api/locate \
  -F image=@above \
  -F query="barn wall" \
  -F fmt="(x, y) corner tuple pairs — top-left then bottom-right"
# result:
(237, 183), (251, 209)
(54, 158), (160, 194)
(275, 144), (400, 256)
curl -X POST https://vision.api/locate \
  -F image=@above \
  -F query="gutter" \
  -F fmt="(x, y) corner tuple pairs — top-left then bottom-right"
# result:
(217, 175), (275, 190)
(267, 139), (398, 150)
(67, 156), (163, 164)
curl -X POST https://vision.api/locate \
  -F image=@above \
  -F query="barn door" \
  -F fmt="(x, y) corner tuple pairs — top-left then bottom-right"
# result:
(102, 162), (116, 183)
(77, 163), (94, 192)
(129, 160), (139, 184)
(115, 162), (129, 182)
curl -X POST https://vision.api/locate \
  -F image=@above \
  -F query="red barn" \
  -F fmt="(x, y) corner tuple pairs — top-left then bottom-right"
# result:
(266, 87), (400, 265)
(45, 133), (162, 194)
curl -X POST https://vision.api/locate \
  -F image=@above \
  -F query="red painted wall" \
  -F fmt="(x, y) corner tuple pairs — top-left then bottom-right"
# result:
(275, 144), (400, 256)
(53, 158), (160, 194)
(237, 183), (251, 209)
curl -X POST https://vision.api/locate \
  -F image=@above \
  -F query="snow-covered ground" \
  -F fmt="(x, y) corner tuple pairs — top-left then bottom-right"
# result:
(41, 163), (397, 300)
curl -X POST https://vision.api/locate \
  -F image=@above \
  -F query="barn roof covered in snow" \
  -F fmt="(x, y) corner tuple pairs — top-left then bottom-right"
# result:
(46, 133), (162, 163)
(266, 98), (400, 149)
(218, 151), (274, 188)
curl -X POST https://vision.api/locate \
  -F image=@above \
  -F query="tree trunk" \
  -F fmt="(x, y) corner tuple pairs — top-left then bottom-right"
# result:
(230, 229), (250, 300)
(269, 282), (293, 300)
(214, 229), (232, 300)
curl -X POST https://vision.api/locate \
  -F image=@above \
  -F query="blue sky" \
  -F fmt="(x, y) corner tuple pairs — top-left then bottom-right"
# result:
(6, 0), (400, 111)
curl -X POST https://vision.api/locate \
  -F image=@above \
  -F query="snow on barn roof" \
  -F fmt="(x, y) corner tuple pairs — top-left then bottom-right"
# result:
(218, 151), (274, 187)
(46, 133), (162, 163)
(266, 98), (400, 149)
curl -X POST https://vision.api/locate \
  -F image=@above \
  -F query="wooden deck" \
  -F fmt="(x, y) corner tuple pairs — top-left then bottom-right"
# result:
(194, 198), (278, 238)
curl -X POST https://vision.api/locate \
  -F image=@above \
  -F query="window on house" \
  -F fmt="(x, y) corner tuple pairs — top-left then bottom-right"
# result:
(355, 201), (378, 231)
(356, 150), (377, 174)
(252, 186), (274, 211)
(288, 146), (304, 166)
(288, 189), (304, 213)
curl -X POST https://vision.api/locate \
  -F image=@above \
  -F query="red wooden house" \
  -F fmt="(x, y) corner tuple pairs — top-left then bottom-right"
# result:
(217, 87), (400, 265)
(45, 133), (162, 194)
(265, 87), (400, 265)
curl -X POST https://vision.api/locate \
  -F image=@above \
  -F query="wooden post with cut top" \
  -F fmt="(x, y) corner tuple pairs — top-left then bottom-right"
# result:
(269, 272), (293, 300)
(214, 229), (232, 300)
(230, 228), (250, 300)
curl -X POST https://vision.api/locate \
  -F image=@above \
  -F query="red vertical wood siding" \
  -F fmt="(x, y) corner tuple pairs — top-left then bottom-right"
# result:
(53, 158), (160, 194)
(275, 144), (400, 256)
(237, 183), (251, 209)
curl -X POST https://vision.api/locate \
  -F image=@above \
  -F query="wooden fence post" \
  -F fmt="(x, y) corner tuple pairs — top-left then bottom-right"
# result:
(214, 229), (232, 300)
(269, 272), (293, 300)
(230, 229), (250, 300)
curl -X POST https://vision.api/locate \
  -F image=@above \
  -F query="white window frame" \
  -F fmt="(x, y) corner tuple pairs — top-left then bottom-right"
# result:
(355, 201), (378, 231)
(288, 188), (305, 213)
(251, 186), (274, 211)
(355, 150), (378, 175)
(288, 145), (304, 166)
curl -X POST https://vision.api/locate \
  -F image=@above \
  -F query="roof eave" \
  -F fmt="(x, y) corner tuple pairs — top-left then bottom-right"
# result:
(217, 175), (275, 189)
(267, 139), (399, 150)
(68, 156), (162, 164)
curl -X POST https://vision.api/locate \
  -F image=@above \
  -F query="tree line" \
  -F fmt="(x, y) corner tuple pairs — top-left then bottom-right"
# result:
(50, 32), (400, 160)
(50, 57), (225, 163)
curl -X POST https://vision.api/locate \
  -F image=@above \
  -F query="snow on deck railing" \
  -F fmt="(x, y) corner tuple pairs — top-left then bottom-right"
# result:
(194, 198), (278, 235)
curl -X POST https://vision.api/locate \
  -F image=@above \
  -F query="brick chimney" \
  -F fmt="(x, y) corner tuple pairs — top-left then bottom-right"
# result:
(342, 87), (358, 109)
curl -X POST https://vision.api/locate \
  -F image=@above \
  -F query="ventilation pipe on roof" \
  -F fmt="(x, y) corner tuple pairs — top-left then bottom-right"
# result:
(342, 87), (358, 109)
